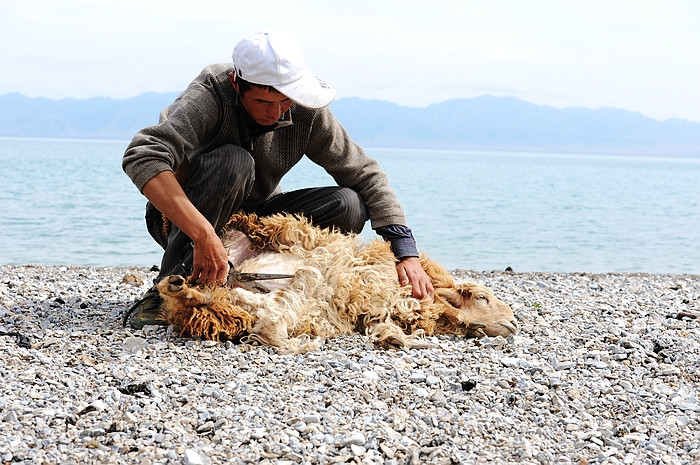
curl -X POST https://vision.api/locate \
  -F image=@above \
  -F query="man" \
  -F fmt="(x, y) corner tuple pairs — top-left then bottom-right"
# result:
(123, 30), (433, 328)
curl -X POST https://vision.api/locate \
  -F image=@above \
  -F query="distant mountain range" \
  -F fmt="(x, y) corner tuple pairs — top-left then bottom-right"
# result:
(1, 92), (699, 156)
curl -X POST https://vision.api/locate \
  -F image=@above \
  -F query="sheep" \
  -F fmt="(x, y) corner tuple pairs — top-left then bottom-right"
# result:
(156, 212), (516, 352)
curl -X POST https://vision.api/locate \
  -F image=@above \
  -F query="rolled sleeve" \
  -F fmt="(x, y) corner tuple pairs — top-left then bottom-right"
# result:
(375, 224), (419, 259)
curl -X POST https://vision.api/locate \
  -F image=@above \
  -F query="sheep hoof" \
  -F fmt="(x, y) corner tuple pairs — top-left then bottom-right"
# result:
(167, 275), (185, 292)
(382, 336), (404, 349)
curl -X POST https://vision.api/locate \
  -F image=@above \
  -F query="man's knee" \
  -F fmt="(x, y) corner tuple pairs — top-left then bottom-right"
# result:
(183, 145), (257, 230)
(188, 144), (255, 188)
(332, 188), (369, 234)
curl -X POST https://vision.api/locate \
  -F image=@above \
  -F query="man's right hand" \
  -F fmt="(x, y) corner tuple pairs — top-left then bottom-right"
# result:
(142, 171), (230, 287)
(190, 230), (230, 286)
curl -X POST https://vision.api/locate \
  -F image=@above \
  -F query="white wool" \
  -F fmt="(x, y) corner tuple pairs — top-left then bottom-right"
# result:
(159, 213), (517, 351)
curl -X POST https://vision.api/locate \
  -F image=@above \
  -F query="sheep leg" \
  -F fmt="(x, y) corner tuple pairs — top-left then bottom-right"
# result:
(157, 275), (256, 341)
(158, 275), (210, 307)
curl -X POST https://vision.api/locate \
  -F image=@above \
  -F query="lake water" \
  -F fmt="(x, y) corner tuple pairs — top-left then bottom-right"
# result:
(1, 137), (698, 274)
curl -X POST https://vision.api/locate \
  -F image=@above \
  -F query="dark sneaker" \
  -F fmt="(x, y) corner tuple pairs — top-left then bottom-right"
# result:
(123, 287), (166, 329)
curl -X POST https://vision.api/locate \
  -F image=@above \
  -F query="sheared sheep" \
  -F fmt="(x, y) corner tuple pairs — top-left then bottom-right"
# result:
(156, 212), (516, 352)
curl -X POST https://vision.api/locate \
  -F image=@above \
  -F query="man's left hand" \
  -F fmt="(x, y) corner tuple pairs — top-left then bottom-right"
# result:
(396, 257), (434, 300)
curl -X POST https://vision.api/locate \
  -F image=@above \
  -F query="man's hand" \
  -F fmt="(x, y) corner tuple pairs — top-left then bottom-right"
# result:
(396, 257), (434, 300)
(142, 171), (230, 287)
(190, 230), (230, 286)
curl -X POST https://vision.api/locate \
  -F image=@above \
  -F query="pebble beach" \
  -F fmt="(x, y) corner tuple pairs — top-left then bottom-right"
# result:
(1, 264), (698, 464)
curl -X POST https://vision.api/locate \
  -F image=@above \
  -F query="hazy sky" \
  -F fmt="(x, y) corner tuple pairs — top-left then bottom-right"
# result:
(1, 0), (698, 122)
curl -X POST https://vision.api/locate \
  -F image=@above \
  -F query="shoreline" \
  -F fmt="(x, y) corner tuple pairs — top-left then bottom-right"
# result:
(1, 265), (698, 464)
(4, 262), (700, 278)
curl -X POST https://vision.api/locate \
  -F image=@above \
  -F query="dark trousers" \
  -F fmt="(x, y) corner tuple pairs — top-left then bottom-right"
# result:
(146, 145), (369, 278)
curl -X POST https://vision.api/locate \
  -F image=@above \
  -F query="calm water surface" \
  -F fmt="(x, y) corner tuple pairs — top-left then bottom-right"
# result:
(1, 138), (698, 273)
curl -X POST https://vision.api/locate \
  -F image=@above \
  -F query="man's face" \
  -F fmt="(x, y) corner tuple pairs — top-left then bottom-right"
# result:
(233, 80), (294, 126)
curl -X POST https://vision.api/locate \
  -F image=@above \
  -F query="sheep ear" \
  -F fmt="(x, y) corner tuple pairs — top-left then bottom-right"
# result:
(455, 283), (477, 298)
(436, 288), (464, 308)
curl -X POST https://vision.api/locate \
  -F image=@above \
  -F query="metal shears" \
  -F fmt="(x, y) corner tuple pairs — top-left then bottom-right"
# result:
(226, 262), (294, 293)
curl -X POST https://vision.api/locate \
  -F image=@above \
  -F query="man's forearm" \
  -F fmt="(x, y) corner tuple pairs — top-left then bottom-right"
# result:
(141, 171), (216, 244)
(142, 171), (230, 285)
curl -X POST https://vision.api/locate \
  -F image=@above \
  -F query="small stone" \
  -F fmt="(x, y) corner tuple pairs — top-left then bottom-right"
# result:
(90, 400), (108, 411)
(344, 431), (366, 446)
(430, 388), (447, 406)
(123, 336), (147, 353)
(413, 386), (430, 397)
(607, 324), (622, 336)
(184, 449), (204, 465)
(303, 414), (321, 424)
(658, 364), (681, 376)
(201, 386), (217, 396)
(500, 357), (519, 367)
(676, 403), (700, 412)
(645, 438), (658, 452)
(586, 360), (608, 369)
(555, 361), (576, 370)
(196, 421), (214, 433)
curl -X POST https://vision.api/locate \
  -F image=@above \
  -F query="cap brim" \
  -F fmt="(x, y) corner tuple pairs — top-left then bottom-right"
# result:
(274, 70), (336, 109)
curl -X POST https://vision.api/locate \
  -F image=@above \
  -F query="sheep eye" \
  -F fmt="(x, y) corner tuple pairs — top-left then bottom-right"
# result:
(476, 295), (488, 301)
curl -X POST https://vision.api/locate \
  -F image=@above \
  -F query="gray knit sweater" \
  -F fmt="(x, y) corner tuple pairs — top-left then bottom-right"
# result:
(122, 63), (407, 230)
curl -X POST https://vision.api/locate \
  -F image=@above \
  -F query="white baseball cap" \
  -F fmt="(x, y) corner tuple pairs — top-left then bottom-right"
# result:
(232, 30), (336, 109)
